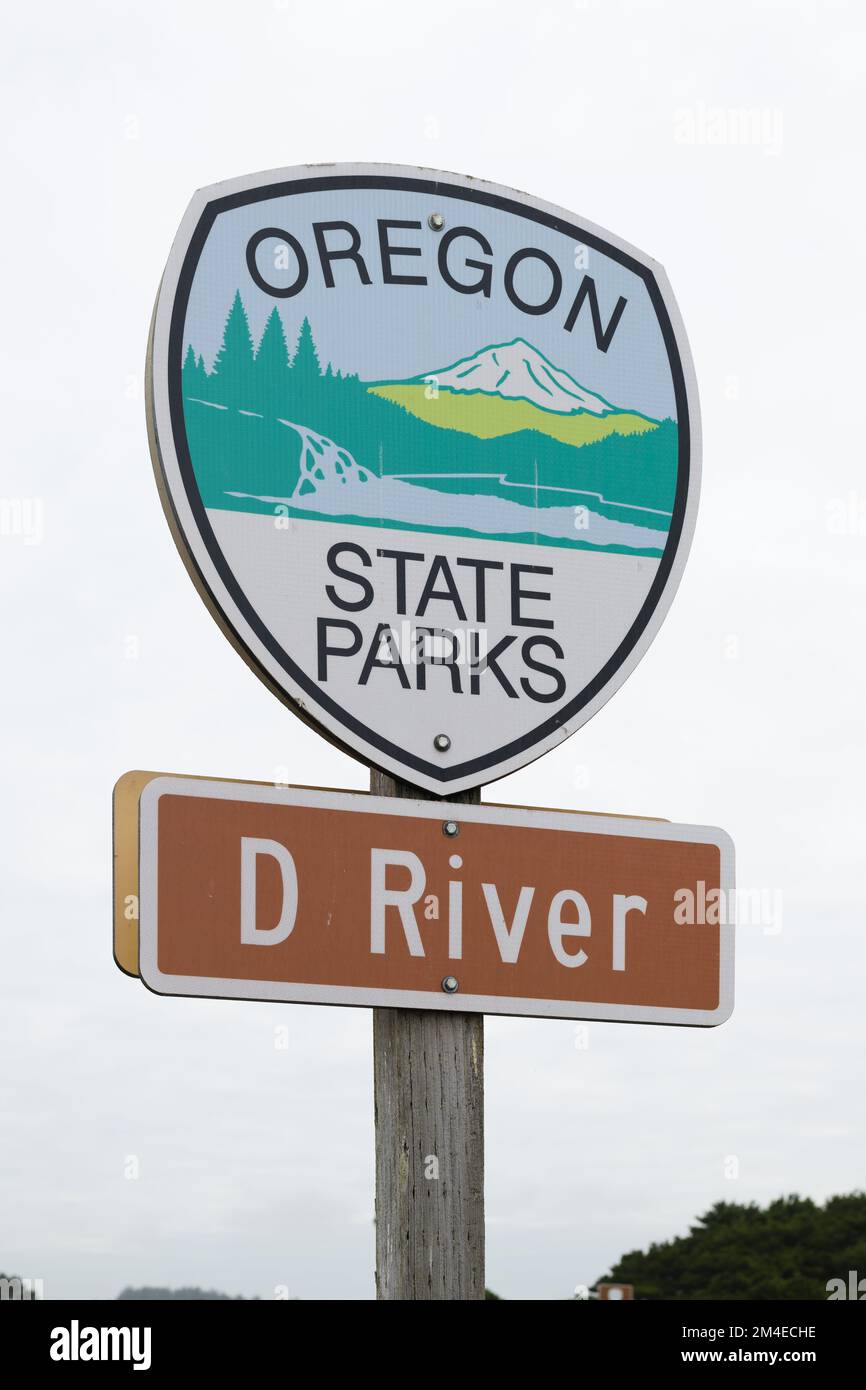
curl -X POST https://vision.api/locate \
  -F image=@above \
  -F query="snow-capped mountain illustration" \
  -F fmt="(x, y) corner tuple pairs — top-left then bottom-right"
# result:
(418, 339), (618, 417)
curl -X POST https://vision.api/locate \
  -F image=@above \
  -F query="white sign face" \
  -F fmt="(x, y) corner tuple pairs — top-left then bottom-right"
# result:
(147, 164), (700, 793)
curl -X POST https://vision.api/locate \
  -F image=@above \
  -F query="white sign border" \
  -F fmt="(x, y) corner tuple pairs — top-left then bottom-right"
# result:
(139, 777), (734, 1027)
(147, 163), (702, 794)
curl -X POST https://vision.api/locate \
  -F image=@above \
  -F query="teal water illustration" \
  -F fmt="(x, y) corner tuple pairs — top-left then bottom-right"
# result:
(181, 293), (678, 555)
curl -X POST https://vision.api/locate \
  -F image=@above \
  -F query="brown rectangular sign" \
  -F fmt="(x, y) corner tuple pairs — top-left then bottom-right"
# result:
(134, 778), (734, 1025)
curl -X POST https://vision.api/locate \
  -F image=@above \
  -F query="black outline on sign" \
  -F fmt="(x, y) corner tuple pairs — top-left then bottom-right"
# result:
(164, 174), (691, 787)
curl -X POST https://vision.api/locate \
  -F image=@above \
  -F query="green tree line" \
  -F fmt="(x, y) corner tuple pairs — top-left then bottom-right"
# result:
(595, 1193), (866, 1300)
(182, 293), (360, 419)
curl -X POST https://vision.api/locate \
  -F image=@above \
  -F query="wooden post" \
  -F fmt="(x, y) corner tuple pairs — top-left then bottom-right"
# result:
(371, 769), (485, 1300)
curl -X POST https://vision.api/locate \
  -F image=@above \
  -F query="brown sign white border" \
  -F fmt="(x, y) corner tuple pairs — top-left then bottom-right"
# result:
(138, 777), (734, 1026)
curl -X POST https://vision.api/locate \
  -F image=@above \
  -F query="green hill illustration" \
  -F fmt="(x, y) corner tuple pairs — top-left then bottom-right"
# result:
(180, 293), (678, 555)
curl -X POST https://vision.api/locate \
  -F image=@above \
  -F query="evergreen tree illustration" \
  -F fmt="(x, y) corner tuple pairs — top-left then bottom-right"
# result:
(254, 306), (291, 413)
(211, 291), (255, 405)
(182, 344), (199, 392)
(290, 317), (322, 401)
(182, 344), (212, 398)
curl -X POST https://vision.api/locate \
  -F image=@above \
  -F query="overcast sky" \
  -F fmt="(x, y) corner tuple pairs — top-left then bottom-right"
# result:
(2, 0), (864, 1300)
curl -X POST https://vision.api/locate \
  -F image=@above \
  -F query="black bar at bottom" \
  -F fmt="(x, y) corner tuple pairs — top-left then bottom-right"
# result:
(1, 1297), (860, 1373)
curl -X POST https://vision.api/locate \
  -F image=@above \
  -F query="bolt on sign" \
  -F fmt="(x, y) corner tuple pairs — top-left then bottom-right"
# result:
(146, 164), (700, 793)
(127, 777), (733, 1026)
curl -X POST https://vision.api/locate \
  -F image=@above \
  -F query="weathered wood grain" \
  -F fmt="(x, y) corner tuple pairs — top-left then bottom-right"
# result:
(371, 770), (485, 1300)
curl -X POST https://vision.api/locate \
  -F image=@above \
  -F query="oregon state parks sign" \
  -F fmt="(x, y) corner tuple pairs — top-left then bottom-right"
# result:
(147, 164), (700, 792)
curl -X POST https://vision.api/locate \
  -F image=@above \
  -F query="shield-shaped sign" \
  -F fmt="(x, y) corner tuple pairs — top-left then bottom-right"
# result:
(147, 164), (699, 793)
